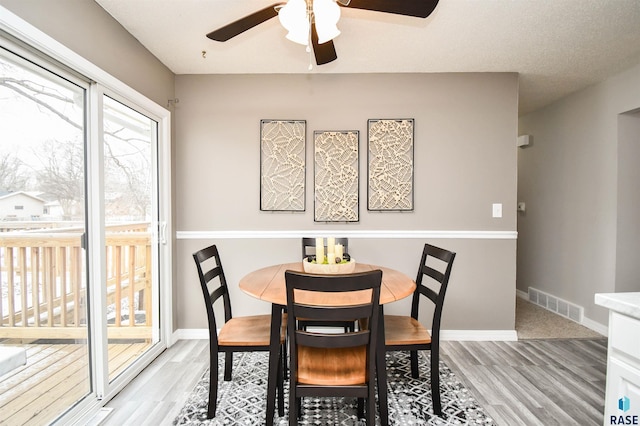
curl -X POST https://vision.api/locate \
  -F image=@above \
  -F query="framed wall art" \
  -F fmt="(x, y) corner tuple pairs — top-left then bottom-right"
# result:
(367, 119), (414, 211)
(313, 130), (359, 222)
(260, 119), (306, 211)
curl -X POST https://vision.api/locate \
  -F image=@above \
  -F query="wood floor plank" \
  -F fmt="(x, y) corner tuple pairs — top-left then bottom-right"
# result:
(485, 403), (542, 426)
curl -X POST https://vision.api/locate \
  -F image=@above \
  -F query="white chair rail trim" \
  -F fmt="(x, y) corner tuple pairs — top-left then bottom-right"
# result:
(176, 230), (517, 240)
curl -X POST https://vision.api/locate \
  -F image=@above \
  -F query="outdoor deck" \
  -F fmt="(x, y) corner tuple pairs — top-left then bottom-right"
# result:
(0, 222), (155, 424)
(0, 341), (150, 426)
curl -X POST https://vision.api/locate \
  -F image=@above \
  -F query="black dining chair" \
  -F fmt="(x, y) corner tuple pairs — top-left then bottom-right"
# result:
(193, 244), (286, 418)
(299, 237), (354, 333)
(384, 243), (456, 416)
(285, 269), (382, 425)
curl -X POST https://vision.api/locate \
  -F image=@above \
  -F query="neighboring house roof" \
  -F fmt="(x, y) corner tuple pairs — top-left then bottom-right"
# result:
(0, 191), (46, 203)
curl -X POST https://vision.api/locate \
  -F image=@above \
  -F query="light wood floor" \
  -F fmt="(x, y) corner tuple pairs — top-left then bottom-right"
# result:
(441, 338), (607, 425)
(102, 339), (209, 425)
(101, 337), (608, 425)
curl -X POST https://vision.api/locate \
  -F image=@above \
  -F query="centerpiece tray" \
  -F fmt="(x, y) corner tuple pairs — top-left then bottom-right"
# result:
(302, 257), (356, 274)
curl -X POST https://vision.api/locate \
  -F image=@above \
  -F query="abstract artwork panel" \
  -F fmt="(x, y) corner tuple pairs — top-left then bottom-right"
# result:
(367, 119), (414, 211)
(260, 120), (306, 211)
(314, 131), (359, 222)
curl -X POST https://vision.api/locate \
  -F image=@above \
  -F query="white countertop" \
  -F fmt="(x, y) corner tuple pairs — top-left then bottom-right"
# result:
(595, 292), (640, 320)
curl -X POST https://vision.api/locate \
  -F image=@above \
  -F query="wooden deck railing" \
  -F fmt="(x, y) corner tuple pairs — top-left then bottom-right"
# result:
(0, 223), (152, 340)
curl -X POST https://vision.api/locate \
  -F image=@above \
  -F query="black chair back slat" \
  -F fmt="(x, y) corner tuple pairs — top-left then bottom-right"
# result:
(203, 265), (222, 285)
(209, 285), (227, 306)
(293, 304), (373, 323)
(296, 330), (370, 348)
(417, 284), (439, 304)
(421, 265), (445, 284)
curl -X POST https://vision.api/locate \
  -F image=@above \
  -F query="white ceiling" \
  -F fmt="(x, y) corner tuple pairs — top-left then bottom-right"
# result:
(95, 0), (640, 115)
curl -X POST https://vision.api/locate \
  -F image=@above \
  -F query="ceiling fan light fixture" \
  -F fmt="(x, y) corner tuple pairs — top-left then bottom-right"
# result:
(313, 0), (341, 44)
(279, 0), (310, 45)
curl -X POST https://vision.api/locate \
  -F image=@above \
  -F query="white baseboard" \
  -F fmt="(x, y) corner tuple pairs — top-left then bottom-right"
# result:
(175, 328), (209, 340)
(581, 316), (608, 337)
(176, 328), (518, 342)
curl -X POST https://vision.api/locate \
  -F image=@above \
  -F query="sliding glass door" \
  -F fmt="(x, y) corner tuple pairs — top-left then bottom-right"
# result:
(0, 45), (91, 425)
(0, 33), (170, 424)
(102, 95), (160, 381)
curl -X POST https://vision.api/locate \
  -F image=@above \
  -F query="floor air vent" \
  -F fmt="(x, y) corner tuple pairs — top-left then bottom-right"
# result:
(528, 287), (583, 323)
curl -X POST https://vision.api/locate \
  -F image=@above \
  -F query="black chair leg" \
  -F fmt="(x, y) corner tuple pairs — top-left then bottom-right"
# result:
(431, 346), (442, 415)
(289, 389), (298, 425)
(277, 350), (284, 416)
(357, 397), (364, 418)
(224, 351), (233, 381)
(410, 350), (419, 379)
(282, 341), (289, 380)
(366, 393), (376, 425)
(207, 351), (218, 418)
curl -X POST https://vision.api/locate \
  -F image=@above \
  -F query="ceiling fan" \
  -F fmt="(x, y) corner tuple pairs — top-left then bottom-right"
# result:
(206, 0), (440, 66)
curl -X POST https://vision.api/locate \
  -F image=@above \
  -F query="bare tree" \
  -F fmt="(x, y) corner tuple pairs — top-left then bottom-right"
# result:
(33, 140), (84, 219)
(104, 148), (151, 219)
(0, 152), (29, 192)
(2, 57), (152, 221)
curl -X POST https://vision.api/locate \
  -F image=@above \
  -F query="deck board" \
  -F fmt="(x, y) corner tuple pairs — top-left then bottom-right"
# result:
(0, 341), (150, 426)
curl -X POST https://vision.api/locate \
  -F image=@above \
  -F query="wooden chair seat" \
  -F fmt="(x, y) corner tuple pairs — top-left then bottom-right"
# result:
(218, 314), (286, 347)
(297, 345), (367, 386)
(384, 315), (432, 346)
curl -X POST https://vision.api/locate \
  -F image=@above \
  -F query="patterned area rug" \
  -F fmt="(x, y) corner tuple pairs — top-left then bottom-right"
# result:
(173, 351), (494, 425)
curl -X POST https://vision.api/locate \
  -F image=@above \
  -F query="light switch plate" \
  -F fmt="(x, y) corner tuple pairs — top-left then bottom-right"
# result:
(492, 203), (503, 218)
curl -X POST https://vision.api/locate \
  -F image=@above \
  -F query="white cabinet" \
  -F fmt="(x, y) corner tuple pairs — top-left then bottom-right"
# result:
(595, 293), (640, 425)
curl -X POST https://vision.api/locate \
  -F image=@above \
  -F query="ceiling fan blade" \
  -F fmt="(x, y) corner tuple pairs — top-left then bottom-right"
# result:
(206, 3), (285, 41)
(311, 23), (338, 65)
(342, 0), (439, 18)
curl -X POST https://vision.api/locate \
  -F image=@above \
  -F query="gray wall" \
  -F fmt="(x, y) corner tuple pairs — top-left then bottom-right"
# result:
(175, 73), (519, 332)
(616, 109), (640, 293)
(518, 62), (640, 326)
(0, 0), (175, 108)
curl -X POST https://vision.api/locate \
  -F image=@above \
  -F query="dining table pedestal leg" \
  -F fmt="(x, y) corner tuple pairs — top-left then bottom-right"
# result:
(266, 304), (284, 426)
(377, 305), (389, 426)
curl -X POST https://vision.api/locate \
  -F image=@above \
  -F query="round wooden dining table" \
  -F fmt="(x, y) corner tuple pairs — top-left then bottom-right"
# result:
(239, 261), (416, 426)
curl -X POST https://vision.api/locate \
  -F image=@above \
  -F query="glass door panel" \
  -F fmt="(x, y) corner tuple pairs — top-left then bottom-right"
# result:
(0, 48), (90, 424)
(102, 95), (159, 381)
